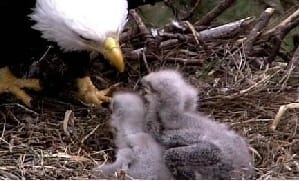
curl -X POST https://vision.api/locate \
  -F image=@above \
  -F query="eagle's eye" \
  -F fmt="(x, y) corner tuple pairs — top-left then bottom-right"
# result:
(79, 35), (93, 42)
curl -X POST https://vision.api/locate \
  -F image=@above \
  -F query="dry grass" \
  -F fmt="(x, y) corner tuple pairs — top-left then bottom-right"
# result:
(1, 26), (299, 180)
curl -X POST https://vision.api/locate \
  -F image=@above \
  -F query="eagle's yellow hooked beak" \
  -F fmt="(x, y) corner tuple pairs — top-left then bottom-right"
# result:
(102, 37), (125, 72)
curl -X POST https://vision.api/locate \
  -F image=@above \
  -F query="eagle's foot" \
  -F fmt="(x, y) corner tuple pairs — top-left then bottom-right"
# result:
(0, 66), (41, 107)
(77, 76), (119, 106)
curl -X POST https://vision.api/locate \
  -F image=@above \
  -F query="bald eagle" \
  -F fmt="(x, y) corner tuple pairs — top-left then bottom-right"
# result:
(0, 0), (161, 107)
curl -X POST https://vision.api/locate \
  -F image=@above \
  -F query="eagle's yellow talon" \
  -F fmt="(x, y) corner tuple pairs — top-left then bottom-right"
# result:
(77, 76), (118, 105)
(0, 66), (41, 107)
(100, 83), (120, 96)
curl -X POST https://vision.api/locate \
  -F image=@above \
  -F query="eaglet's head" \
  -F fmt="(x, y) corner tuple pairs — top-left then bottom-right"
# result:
(111, 92), (145, 119)
(30, 0), (128, 72)
(141, 69), (185, 93)
(110, 92), (145, 132)
(141, 69), (199, 111)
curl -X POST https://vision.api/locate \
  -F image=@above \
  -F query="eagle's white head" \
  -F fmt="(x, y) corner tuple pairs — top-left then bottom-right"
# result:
(30, 0), (128, 72)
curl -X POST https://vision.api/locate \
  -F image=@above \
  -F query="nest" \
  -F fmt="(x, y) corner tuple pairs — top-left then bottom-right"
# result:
(0, 1), (299, 179)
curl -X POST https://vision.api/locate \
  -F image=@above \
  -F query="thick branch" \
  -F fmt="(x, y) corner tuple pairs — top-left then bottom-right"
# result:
(198, 17), (254, 40)
(164, 0), (202, 20)
(244, 8), (274, 55)
(130, 10), (160, 46)
(195, 0), (236, 26)
(263, 9), (299, 39)
(261, 9), (299, 62)
(181, 0), (202, 20)
(129, 9), (151, 37)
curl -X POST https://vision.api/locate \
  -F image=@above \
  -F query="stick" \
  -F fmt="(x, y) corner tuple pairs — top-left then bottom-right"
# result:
(195, 0), (236, 26)
(182, 0), (202, 20)
(263, 9), (299, 39)
(278, 44), (299, 87)
(244, 8), (275, 55)
(271, 103), (299, 130)
(199, 17), (254, 40)
(129, 9), (151, 38)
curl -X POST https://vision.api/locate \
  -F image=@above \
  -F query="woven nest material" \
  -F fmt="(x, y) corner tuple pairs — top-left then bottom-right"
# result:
(0, 3), (299, 179)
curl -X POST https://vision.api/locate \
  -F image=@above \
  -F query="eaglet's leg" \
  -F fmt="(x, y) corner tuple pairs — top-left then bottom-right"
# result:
(76, 76), (118, 105)
(95, 148), (134, 177)
(0, 66), (41, 107)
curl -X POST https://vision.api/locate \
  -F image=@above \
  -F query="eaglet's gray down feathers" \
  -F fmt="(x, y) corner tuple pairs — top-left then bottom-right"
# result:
(93, 69), (255, 180)
(93, 92), (173, 180)
(141, 69), (255, 180)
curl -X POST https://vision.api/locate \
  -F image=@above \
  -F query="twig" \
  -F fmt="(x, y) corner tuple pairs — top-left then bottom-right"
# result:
(166, 57), (203, 65)
(195, 0), (236, 26)
(0, 103), (38, 116)
(0, 170), (19, 180)
(271, 103), (299, 130)
(249, 146), (262, 160)
(278, 45), (299, 88)
(43, 152), (89, 162)
(184, 21), (210, 54)
(289, 44), (299, 68)
(244, 8), (275, 56)
(159, 39), (179, 48)
(203, 66), (282, 100)
(80, 123), (101, 144)
(185, 21), (200, 45)
(28, 46), (53, 77)
(0, 123), (13, 152)
(62, 110), (74, 137)
(142, 49), (151, 73)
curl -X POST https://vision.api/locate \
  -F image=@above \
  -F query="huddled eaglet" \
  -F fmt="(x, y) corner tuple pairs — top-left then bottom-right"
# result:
(93, 92), (173, 179)
(93, 69), (256, 180)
